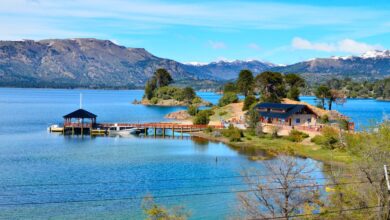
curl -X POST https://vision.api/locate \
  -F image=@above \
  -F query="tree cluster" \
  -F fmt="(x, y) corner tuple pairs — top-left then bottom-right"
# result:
(144, 68), (199, 104)
(218, 70), (306, 110)
(312, 77), (390, 103)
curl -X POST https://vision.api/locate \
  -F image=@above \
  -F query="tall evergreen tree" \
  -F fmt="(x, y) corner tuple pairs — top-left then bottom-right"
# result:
(315, 85), (331, 109)
(284, 73), (305, 101)
(255, 71), (286, 103)
(144, 77), (157, 100)
(154, 68), (173, 88)
(236, 69), (254, 96)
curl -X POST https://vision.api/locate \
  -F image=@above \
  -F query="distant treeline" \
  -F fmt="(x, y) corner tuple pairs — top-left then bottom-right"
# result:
(0, 81), (141, 90)
(308, 77), (390, 100)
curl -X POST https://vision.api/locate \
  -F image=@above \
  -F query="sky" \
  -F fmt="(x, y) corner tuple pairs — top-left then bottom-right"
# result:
(0, 0), (390, 64)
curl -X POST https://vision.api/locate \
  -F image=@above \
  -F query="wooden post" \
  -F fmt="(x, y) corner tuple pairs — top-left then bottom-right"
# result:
(72, 126), (74, 136)
(154, 127), (156, 137)
(163, 127), (165, 137)
(81, 118), (83, 136)
(172, 127), (175, 137)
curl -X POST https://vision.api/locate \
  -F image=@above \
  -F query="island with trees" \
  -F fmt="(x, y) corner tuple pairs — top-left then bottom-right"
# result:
(140, 68), (211, 107)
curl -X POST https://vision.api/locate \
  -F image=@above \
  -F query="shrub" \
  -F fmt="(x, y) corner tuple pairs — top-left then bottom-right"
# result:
(318, 114), (330, 124)
(193, 110), (212, 125)
(321, 126), (340, 149)
(221, 125), (243, 142)
(205, 126), (213, 133)
(338, 119), (349, 130)
(218, 92), (239, 107)
(245, 109), (260, 129)
(150, 97), (158, 104)
(311, 135), (327, 145)
(270, 126), (280, 138)
(187, 105), (198, 116)
(201, 109), (214, 117)
(255, 123), (265, 137)
(218, 111), (228, 116)
(192, 97), (202, 105)
(285, 129), (309, 142)
(182, 87), (196, 102)
(242, 95), (257, 111)
(155, 86), (181, 100)
(311, 126), (341, 149)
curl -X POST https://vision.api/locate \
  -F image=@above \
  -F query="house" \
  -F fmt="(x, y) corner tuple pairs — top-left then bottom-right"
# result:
(254, 103), (319, 127)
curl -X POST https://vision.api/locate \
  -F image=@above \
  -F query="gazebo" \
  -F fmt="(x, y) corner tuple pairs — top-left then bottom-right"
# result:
(63, 109), (97, 135)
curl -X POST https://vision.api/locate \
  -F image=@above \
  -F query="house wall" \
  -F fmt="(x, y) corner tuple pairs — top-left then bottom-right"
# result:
(290, 114), (317, 126)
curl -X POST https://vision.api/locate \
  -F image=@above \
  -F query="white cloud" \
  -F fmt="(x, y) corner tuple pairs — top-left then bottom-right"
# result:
(248, 43), (260, 50)
(291, 37), (383, 54)
(0, 0), (388, 41)
(337, 39), (383, 54)
(208, 40), (226, 49)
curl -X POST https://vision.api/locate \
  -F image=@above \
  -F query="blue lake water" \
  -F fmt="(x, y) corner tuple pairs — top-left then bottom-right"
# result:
(0, 88), (388, 219)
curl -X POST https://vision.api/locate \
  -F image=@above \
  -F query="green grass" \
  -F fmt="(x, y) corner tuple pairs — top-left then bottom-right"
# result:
(199, 130), (357, 164)
(209, 105), (233, 122)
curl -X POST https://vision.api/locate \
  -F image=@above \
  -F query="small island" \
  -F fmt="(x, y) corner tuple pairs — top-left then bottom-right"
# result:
(138, 68), (211, 107)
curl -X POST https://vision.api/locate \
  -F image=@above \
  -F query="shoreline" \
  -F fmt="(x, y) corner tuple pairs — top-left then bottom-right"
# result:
(191, 131), (353, 167)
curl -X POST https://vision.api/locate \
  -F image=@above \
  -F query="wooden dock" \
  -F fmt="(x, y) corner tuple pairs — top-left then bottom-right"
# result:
(56, 108), (224, 136)
(54, 122), (224, 136)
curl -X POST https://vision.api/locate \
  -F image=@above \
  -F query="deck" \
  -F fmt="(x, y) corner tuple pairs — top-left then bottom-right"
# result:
(57, 122), (224, 136)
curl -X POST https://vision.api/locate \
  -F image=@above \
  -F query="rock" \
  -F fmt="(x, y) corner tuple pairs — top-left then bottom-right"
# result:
(165, 110), (191, 120)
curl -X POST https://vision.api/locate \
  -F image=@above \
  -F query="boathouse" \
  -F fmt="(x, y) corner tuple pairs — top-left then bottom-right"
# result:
(63, 109), (97, 135)
(255, 103), (318, 127)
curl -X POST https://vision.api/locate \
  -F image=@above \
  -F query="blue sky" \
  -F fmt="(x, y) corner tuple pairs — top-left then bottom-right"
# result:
(1, 0), (390, 64)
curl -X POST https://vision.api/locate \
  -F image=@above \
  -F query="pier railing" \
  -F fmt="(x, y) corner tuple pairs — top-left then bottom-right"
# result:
(97, 123), (224, 129)
(64, 122), (93, 128)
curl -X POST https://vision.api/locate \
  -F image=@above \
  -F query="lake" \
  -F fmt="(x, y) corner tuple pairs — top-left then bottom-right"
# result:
(0, 88), (388, 219)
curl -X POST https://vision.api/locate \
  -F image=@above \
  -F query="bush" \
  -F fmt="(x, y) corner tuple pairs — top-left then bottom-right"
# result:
(321, 126), (340, 149)
(218, 92), (239, 107)
(193, 110), (212, 125)
(245, 109), (260, 129)
(255, 124), (265, 137)
(338, 119), (349, 130)
(242, 95), (257, 111)
(205, 126), (213, 133)
(311, 135), (327, 145)
(153, 86), (201, 104)
(311, 126), (341, 149)
(155, 86), (181, 100)
(192, 97), (202, 105)
(218, 111), (228, 116)
(285, 129), (309, 142)
(187, 105), (198, 116)
(221, 125), (243, 142)
(270, 126), (280, 138)
(182, 87), (196, 102)
(150, 97), (158, 104)
(318, 114), (330, 124)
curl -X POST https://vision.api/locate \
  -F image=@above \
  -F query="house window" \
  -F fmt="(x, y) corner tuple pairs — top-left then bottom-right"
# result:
(295, 118), (301, 124)
(307, 118), (311, 123)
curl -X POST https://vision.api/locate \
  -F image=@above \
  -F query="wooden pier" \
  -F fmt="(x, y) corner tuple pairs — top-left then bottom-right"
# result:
(53, 108), (223, 136)
(58, 122), (223, 136)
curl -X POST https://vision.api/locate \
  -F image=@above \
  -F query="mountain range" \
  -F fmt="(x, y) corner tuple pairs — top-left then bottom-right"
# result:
(0, 38), (389, 89)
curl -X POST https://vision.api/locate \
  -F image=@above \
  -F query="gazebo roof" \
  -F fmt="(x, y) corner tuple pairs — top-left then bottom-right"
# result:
(63, 108), (97, 119)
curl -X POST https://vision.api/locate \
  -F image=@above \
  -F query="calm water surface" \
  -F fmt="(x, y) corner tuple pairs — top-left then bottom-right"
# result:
(0, 88), (387, 219)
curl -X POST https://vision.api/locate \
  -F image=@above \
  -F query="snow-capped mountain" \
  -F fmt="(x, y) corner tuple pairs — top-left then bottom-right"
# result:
(186, 59), (276, 80)
(272, 50), (390, 79)
(361, 50), (390, 59)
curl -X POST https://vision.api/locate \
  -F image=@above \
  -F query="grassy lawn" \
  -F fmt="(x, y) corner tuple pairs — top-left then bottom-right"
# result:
(197, 130), (357, 164)
(209, 105), (233, 122)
